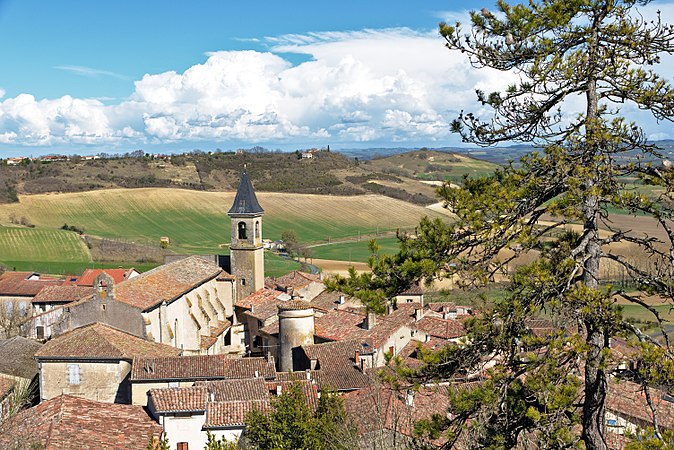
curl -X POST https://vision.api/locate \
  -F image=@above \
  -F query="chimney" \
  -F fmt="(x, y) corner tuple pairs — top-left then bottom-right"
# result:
(387, 303), (394, 315)
(415, 307), (423, 321)
(338, 295), (345, 305)
(306, 370), (311, 381)
(354, 350), (360, 365)
(276, 384), (282, 396)
(287, 287), (294, 297)
(254, 370), (259, 378)
(365, 310), (377, 330)
(405, 389), (415, 407)
(209, 392), (215, 402)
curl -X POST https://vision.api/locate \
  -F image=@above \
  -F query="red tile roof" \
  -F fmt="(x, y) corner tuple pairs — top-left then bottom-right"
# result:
(0, 375), (15, 400)
(131, 355), (276, 381)
(113, 256), (222, 311)
(0, 394), (162, 449)
(204, 400), (270, 427)
(150, 386), (208, 413)
(301, 339), (373, 390)
(31, 285), (92, 304)
(235, 288), (286, 310)
(35, 323), (180, 360)
(606, 379), (674, 429)
(270, 271), (321, 290)
(196, 378), (269, 401)
(413, 316), (466, 339)
(399, 283), (424, 296)
(200, 320), (232, 350)
(314, 310), (369, 341)
(76, 268), (136, 287)
(0, 272), (62, 297)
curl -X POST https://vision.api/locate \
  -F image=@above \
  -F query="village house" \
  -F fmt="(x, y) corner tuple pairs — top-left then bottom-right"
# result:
(0, 394), (163, 449)
(74, 267), (139, 286)
(0, 271), (63, 320)
(35, 322), (180, 404)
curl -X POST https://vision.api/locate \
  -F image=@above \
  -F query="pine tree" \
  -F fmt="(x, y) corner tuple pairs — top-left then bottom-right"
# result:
(329, 1), (674, 448)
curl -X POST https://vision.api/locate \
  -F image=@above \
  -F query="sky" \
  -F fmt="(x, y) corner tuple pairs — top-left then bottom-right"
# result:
(1, 1), (674, 157)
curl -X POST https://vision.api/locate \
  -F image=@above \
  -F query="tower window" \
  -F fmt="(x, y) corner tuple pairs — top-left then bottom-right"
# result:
(241, 278), (246, 286)
(255, 221), (260, 240)
(238, 222), (247, 239)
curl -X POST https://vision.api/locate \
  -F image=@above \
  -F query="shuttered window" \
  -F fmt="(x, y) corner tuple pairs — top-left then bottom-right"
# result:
(67, 364), (80, 385)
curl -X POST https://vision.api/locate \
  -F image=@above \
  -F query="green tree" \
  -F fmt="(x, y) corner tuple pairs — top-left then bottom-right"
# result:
(281, 230), (299, 256)
(329, 1), (674, 449)
(245, 384), (354, 450)
(203, 431), (237, 450)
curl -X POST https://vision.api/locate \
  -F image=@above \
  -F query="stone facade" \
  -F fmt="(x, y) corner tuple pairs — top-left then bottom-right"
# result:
(38, 360), (132, 403)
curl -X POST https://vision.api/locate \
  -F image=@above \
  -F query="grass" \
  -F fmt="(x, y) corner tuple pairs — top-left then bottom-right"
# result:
(264, 252), (301, 277)
(309, 237), (402, 262)
(0, 189), (444, 252)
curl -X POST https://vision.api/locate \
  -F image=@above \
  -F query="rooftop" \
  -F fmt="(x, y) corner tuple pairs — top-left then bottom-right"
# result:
(113, 256), (223, 311)
(0, 394), (162, 450)
(413, 316), (466, 340)
(131, 355), (276, 381)
(0, 271), (62, 297)
(149, 386), (208, 413)
(0, 336), (43, 378)
(35, 323), (180, 360)
(235, 288), (286, 310)
(196, 377), (269, 402)
(301, 339), (373, 390)
(269, 271), (322, 291)
(205, 400), (270, 428)
(76, 268), (137, 287)
(31, 285), (92, 304)
(228, 169), (264, 216)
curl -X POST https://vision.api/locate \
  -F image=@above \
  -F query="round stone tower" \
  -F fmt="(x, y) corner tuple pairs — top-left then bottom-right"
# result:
(278, 300), (315, 372)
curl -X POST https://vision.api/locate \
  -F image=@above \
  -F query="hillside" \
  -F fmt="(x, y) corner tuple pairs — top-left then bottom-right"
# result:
(0, 150), (499, 206)
(0, 189), (451, 274)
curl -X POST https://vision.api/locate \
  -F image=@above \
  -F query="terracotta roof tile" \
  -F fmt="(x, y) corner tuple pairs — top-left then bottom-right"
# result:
(278, 299), (313, 311)
(0, 271), (62, 297)
(131, 355), (276, 381)
(150, 386), (208, 413)
(235, 288), (286, 310)
(113, 256), (222, 311)
(76, 268), (136, 287)
(413, 316), (466, 339)
(200, 320), (232, 350)
(309, 290), (352, 312)
(606, 379), (674, 429)
(399, 283), (424, 296)
(31, 285), (92, 304)
(196, 378), (269, 401)
(0, 336), (43, 378)
(35, 323), (180, 360)
(204, 400), (269, 427)
(314, 310), (369, 341)
(270, 271), (321, 290)
(301, 339), (373, 390)
(0, 394), (162, 449)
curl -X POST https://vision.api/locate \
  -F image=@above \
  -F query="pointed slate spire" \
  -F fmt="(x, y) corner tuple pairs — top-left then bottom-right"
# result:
(228, 167), (264, 216)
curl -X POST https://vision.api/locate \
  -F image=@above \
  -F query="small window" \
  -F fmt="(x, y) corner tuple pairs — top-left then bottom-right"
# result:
(224, 329), (231, 346)
(255, 221), (260, 239)
(238, 222), (247, 239)
(241, 278), (246, 286)
(177, 443), (189, 450)
(36, 326), (45, 340)
(67, 364), (80, 385)
(607, 419), (618, 427)
(101, 304), (107, 311)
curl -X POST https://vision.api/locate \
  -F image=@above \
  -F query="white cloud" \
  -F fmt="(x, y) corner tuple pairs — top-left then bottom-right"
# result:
(2, 16), (674, 150)
(0, 88), (5, 99)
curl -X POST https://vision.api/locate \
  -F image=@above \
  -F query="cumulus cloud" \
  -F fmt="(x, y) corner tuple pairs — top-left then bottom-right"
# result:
(1, 19), (673, 149)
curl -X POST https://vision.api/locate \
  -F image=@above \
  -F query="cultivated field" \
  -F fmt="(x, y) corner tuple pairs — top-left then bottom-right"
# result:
(309, 237), (402, 262)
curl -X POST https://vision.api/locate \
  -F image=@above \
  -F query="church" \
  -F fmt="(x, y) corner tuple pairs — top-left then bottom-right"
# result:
(29, 169), (268, 357)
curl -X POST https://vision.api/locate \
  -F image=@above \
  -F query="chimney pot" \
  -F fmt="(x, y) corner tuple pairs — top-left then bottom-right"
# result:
(354, 350), (360, 364)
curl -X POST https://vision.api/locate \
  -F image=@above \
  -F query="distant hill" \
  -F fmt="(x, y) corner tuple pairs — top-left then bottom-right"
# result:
(0, 149), (500, 206)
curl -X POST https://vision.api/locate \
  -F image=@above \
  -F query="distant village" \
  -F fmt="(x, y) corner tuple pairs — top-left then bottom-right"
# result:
(0, 171), (666, 449)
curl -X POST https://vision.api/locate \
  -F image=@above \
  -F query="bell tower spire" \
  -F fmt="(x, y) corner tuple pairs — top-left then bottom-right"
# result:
(228, 168), (264, 301)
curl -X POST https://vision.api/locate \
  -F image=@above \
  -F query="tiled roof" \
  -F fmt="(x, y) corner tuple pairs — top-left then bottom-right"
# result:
(367, 303), (420, 347)
(204, 400), (269, 427)
(149, 386), (208, 413)
(413, 316), (466, 339)
(427, 302), (457, 313)
(309, 290), (352, 312)
(35, 323), (180, 360)
(228, 169), (264, 215)
(0, 394), (162, 449)
(270, 271), (322, 290)
(76, 268), (136, 287)
(196, 378), (269, 401)
(131, 355), (276, 381)
(399, 283), (424, 296)
(301, 339), (373, 390)
(606, 379), (674, 429)
(524, 319), (558, 337)
(267, 380), (320, 408)
(0, 271), (62, 297)
(235, 288), (286, 310)
(314, 310), (369, 341)
(113, 256), (222, 311)
(244, 299), (284, 321)
(0, 375), (15, 400)
(343, 383), (451, 444)
(32, 285), (92, 304)
(0, 336), (43, 378)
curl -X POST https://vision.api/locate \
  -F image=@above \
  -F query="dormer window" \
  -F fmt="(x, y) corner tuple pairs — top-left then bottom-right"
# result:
(238, 222), (247, 239)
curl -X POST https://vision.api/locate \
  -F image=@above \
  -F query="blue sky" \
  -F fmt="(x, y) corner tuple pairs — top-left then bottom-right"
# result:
(0, 0), (673, 156)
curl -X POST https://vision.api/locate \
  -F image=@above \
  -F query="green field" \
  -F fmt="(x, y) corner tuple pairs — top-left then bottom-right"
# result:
(0, 189), (444, 252)
(309, 237), (402, 262)
(0, 188), (442, 276)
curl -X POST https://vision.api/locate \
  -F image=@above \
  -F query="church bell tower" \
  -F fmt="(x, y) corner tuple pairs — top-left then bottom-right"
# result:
(228, 168), (264, 302)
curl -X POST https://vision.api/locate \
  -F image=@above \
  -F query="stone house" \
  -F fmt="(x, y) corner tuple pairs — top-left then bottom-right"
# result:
(0, 271), (63, 320)
(25, 285), (92, 340)
(74, 267), (139, 286)
(35, 322), (180, 404)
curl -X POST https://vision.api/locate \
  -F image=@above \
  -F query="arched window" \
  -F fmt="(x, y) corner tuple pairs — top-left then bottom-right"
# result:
(238, 222), (247, 239)
(255, 221), (260, 240)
